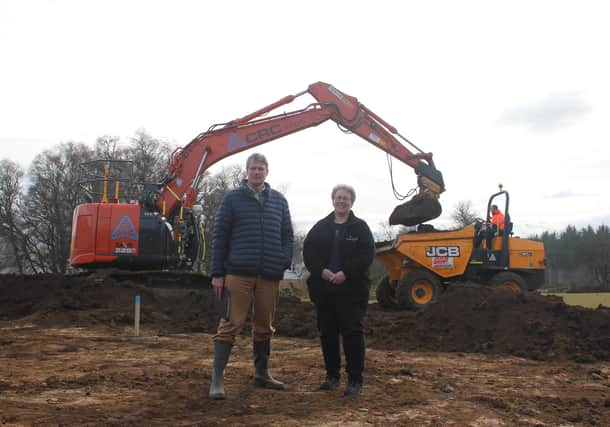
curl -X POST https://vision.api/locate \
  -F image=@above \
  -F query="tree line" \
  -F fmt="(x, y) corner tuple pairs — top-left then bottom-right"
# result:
(1, 134), (608, 291)
(535, 226), (610, 291)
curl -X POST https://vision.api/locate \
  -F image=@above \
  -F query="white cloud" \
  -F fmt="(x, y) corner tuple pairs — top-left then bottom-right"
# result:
(497, 92), (593, 131)
(544, 191), (590, 199)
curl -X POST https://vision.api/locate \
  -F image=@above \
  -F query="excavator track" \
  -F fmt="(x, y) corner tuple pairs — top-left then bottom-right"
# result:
(69, 269), (212, 289)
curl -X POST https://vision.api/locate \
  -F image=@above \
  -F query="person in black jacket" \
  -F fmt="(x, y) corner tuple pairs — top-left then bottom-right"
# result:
(303, 184), (375, 396)
(208, 153), (294, 400)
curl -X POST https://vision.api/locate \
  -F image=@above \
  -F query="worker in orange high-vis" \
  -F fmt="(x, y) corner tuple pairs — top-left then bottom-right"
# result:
(474, 204), (506, 249)
(491, 205), (505, 230)
(486, 204), (505, 249)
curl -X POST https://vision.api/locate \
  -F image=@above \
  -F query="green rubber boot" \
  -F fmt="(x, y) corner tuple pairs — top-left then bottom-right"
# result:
(252, 339), (284, 390)
(209, 340), (232, 400)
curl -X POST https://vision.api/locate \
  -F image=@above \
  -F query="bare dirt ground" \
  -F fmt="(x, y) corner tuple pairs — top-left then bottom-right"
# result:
(1, 274), (610, 426)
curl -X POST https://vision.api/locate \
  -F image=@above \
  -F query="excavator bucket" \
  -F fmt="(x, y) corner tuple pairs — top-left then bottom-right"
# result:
(389, 192), (442, 226)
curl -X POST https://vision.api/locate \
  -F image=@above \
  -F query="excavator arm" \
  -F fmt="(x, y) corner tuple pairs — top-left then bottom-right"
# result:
(156, 82), (444, 226)
(70, 82), (444, 271)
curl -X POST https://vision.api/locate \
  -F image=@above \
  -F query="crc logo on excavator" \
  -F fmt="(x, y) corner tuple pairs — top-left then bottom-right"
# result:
(227, 125), (283, 152)
(426, 246), (460, 257)
(328, 85), (353, 108)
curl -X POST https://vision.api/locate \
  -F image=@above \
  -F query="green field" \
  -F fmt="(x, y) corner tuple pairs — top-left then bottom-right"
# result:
(544, 292), (610, 309)
(282, 280), (610, 309)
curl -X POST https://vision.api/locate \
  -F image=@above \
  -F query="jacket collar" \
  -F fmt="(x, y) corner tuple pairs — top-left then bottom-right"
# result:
(240, 179), (270, 195)
(323, 210), (356, 225)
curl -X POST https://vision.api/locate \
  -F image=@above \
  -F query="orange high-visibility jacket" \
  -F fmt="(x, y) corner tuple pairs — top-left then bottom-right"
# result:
(492, 210), (505, 230)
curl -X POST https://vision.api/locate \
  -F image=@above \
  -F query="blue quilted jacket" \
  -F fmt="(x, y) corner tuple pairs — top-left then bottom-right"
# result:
(211, 181), (294, 280)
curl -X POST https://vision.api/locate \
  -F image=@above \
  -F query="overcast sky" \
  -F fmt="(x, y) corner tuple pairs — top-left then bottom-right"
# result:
(1, 1), (609, 237)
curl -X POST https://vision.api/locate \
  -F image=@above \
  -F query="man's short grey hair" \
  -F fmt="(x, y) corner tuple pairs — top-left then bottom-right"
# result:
(331, 184), (356, 203)
(246, 153), (268, 169)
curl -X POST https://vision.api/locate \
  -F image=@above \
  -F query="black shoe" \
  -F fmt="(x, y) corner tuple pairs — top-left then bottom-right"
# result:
(343, 380), (362, 396)
(319, 376), (340, 390)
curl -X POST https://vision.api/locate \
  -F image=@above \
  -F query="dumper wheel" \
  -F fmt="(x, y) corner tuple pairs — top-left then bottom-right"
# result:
(490, 272), (526, 292)
(375, 276), (397, 308)
(397, 270), (441, 310)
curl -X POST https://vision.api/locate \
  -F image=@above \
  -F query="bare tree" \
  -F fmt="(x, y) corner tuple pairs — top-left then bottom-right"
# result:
(375, 221), (395, 242)
(291, 227), (306, 277)
(374, 221), (412, 241)
(94, 135), (125, 160)
(0, 160), (27, 272)
(451, 200), (478, 228)
(126, 129), (173, 188)
(24, 142), (94, 273)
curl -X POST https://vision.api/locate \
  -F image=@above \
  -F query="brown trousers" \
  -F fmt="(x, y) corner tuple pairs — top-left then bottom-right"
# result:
(214, 274), (280, 343)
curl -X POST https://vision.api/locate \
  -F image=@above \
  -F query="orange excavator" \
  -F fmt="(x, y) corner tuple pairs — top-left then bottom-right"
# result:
(69, 82), (445, 271)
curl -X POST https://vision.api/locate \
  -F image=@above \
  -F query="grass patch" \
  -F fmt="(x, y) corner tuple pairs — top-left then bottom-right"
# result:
(543, 292), (610, 309)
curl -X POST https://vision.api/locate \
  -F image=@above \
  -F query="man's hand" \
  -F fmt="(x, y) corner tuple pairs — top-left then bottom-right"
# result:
(331, 271), (346, 285)
(321, 268), (335, 282)
(212, 276), (225, 299)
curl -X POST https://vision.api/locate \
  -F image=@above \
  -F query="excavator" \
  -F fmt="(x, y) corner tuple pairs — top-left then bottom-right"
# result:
(69, 82), (445, 272)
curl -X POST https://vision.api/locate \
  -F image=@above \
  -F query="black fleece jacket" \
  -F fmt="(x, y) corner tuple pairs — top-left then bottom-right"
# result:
(303, 211), (375, 303)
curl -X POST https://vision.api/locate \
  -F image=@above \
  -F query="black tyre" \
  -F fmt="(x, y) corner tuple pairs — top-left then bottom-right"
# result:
(397, 270), (441, 310)
(375, 276), (397, 308)
(490, 272), (526, 292)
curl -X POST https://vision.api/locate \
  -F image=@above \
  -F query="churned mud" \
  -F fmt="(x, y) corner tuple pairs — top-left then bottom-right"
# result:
(1, 274), (609, 425)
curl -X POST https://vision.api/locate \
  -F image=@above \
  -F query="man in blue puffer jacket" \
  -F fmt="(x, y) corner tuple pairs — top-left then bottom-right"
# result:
(209, 152), (294, 400)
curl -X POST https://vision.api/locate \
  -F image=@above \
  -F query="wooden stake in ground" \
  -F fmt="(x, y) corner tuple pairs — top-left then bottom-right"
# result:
(134, 295), (141, 337)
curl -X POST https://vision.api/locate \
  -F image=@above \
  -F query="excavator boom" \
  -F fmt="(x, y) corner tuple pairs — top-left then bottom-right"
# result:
(70, 82), (444, 270)
(158, 82), (444, 225)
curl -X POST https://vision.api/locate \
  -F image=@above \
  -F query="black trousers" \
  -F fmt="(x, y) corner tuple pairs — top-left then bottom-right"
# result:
(315, 294), (368, 384)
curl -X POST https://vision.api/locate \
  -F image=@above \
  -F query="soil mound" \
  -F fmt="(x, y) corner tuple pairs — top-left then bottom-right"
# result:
(1, 274), (609, 362)
(366, 283), (610, 363)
